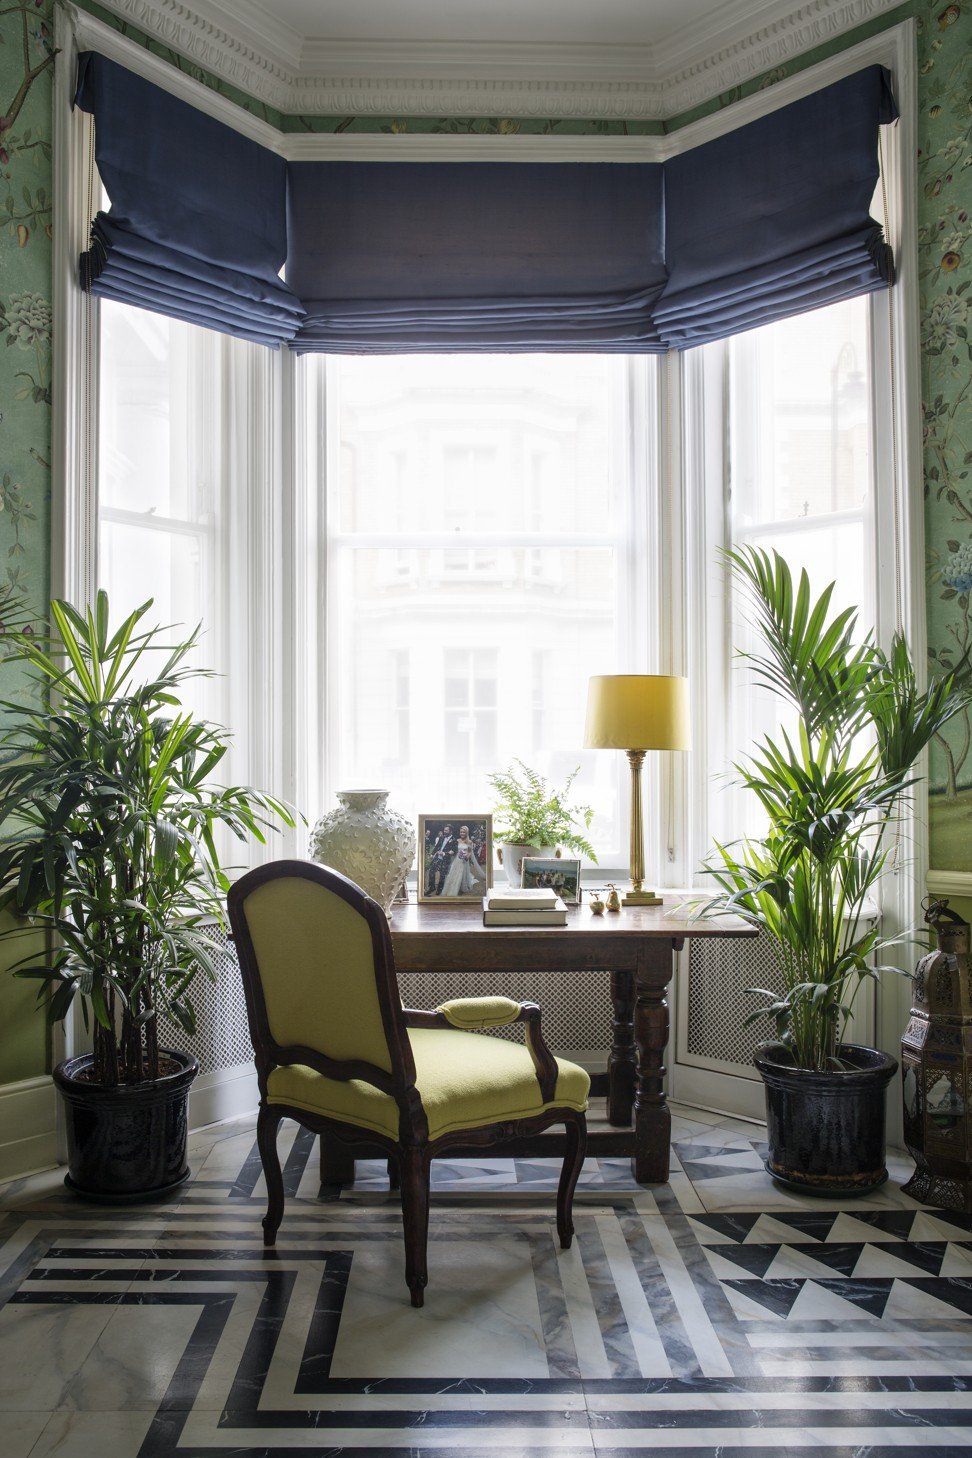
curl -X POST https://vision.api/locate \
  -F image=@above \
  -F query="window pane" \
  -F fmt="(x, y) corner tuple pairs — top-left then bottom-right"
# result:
(720, 296), (874, 844)
(331, 354), (619, 536)
(96, 301), (262, 785)
(98, 303), (203, 521)
(323, 354), (645, 861)
(730, 299), (871, 529)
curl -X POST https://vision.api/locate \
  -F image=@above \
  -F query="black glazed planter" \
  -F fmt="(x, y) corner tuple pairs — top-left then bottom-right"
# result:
(754, 1041), (898, 1196)
(53, 1050), (199, 1202)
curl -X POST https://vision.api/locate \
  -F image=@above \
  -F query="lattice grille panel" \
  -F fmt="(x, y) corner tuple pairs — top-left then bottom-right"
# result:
(397, 971), (611, 1055)
(157, 925), (253, 1077)
(158, 930), (611, 1076)
(686, 931), (782, 1070)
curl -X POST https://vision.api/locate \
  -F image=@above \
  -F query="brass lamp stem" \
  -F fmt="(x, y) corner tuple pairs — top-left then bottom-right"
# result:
(625, 748), (661, 907)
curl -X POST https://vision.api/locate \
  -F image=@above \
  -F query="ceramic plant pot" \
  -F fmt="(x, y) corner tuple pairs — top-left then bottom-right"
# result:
(54, 1050), (198, 1202)
(499, 842), (555, 886)
(754, 1041), (898, 1196)
(309, 789), (416, 917)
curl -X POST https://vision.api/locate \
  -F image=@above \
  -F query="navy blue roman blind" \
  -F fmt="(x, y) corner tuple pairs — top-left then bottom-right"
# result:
(75, 54), (896, 353)
(74, 53), (304, 346)
(286, 161), (667, 353)
(653, 66), (898, 349)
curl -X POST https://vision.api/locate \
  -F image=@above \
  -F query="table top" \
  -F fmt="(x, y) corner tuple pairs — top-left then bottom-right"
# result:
(389, 898), (754, 941)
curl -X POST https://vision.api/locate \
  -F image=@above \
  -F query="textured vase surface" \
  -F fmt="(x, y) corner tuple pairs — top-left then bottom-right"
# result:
(309, 790), (416, 917)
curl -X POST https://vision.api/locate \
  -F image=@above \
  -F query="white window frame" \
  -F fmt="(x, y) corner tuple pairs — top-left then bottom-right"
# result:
(53, 9), (923, 1094)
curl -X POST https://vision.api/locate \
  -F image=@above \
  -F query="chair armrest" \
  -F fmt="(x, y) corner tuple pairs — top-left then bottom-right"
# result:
(435, 996), (524, 1029)
(403, 998), (559, 1103)
(402, 1008), (452, 1029)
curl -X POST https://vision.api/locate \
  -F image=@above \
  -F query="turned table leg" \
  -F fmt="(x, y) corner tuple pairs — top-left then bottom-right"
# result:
(608, 969), (636, 1126)
(631, 945), (672, 1183)
(319, 1134), (355, 1186)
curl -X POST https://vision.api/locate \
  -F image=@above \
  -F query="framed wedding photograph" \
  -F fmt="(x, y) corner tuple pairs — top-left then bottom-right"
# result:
(418, 814), (493, 903)
(521, 856), (581, 906)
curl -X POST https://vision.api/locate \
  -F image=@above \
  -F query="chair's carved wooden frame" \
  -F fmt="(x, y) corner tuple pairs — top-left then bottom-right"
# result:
(228, 859), (587, 1307)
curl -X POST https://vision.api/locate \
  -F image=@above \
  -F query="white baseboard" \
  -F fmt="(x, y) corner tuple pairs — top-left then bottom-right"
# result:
(0, 1065), (259, 1184)
(0, 1075), (58, 1182)
(188, 1063), (259, 1129)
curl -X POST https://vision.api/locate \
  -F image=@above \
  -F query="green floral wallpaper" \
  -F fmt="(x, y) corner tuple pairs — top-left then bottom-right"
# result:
(0, 0), (969, 1082)
(0, 0), (52, 621)
(0, 0), (53, 1082)
(916, 2), (972, 870)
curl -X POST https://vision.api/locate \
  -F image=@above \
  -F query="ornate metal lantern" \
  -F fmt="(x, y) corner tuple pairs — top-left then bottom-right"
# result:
(902, 898), (972, 1211)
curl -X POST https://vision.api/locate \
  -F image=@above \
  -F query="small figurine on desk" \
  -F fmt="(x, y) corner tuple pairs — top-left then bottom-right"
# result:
(606, 883), (622, 912)
(588, 890), (606, 915)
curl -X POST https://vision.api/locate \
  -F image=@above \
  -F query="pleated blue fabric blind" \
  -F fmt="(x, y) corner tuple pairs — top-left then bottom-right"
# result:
(286, 161), (667, 353)
(653, 66), (897, 349)
(75, 54), (895, 353)
(75, 53), (304, 347)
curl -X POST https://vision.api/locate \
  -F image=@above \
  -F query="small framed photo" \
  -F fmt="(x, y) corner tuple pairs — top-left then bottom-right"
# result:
(521, 856), (581, 906)
(418, 815), (493, 903)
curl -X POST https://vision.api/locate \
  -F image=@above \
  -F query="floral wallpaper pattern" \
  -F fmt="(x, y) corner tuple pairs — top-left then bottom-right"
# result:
(0, 0), (52, 622)
(0, 0), (53, 1081)
(915, 1), (972, 870)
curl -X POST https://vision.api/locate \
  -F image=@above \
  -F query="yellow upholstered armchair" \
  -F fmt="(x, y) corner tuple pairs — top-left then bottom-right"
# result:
(228, 859), (590, 1307)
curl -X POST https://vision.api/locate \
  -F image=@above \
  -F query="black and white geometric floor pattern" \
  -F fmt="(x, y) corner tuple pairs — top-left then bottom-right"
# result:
(3, 1105), (972, 1457)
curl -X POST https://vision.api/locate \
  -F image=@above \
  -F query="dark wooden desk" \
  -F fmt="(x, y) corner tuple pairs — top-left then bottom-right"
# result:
(320, 899), (753, 1187)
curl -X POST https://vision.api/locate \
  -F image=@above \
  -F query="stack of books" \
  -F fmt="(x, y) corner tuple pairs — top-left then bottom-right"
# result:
(482, 887), (568, 926)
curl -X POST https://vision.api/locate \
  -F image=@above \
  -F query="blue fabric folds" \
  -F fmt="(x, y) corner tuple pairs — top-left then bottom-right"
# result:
(75, 52), (895, 353)
(653, 66), (897, 349)
(286, 161), (667, 353)
(74, 53), (304, 346)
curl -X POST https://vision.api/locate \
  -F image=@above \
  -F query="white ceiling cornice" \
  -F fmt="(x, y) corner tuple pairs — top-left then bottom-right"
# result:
(83, 0), (907, 119)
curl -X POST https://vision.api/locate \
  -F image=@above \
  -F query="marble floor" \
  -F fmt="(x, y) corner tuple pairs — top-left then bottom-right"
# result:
(1, 1100), (971, 1456)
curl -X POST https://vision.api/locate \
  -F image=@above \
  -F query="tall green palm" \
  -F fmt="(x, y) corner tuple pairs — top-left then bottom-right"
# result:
(698, 547), (970, 1071)
(0, 593), (293, 1085)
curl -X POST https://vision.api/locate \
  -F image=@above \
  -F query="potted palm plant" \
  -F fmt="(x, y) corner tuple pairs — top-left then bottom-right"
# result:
(0, 593), (292, 1200)
(696, 547), (970, 1194)
(488, 759), (597, 885)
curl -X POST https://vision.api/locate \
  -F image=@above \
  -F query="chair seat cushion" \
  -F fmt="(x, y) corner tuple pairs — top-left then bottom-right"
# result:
(266, 1026), (590, 1142)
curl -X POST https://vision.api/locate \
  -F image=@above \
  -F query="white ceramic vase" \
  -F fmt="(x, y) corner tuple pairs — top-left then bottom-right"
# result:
(309, 790), (416, 918)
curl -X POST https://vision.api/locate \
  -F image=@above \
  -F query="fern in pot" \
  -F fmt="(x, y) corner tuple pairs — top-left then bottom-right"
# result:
(695, 548), (970, 1194)
(488, 759), (597, 886)
(0, 594), (292, 1199)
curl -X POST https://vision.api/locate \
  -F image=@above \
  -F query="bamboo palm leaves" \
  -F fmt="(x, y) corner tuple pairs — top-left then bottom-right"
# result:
(0, 593), (293, 1085)
(700, 548), (970, 1071)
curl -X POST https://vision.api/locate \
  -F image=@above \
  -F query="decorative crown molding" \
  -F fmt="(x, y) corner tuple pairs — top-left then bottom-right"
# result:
(78, 0), (906, 118)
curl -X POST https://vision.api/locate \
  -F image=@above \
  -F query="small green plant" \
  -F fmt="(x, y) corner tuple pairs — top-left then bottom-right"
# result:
(695, 547), (971, 1072)
(0, 592), (294, 1086)
(488, 759), (597, 861)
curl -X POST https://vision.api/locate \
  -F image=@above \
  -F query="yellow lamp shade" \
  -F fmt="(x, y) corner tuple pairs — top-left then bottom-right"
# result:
(584, 674), (691, 751)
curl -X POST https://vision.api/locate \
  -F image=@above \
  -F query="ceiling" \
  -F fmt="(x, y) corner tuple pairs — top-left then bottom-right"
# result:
(90, 0), (903, 117)
(249, 0), (733, 49)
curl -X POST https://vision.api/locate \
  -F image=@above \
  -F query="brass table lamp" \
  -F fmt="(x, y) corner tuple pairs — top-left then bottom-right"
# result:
(584, 674), (691, 906)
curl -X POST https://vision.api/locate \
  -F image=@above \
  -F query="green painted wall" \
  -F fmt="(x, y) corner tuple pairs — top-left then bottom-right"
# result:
(0, 0), (968, 1083)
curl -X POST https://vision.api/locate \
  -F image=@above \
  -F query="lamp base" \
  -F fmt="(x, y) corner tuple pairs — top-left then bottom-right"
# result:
(622, 888), (663, 907)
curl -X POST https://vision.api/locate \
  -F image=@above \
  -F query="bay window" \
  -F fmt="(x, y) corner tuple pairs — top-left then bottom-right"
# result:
(76, 26), (916, 918)
(94, 294), (892, 898)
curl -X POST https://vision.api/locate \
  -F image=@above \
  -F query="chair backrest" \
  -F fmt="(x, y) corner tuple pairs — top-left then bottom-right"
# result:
(228, 859), (414, 1095)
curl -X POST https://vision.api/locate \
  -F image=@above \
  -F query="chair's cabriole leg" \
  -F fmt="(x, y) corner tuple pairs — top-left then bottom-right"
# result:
(400, 1145), (431, 1307)
(257, 1103), (284, 1247)
(557, 1113), (586, 1249)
